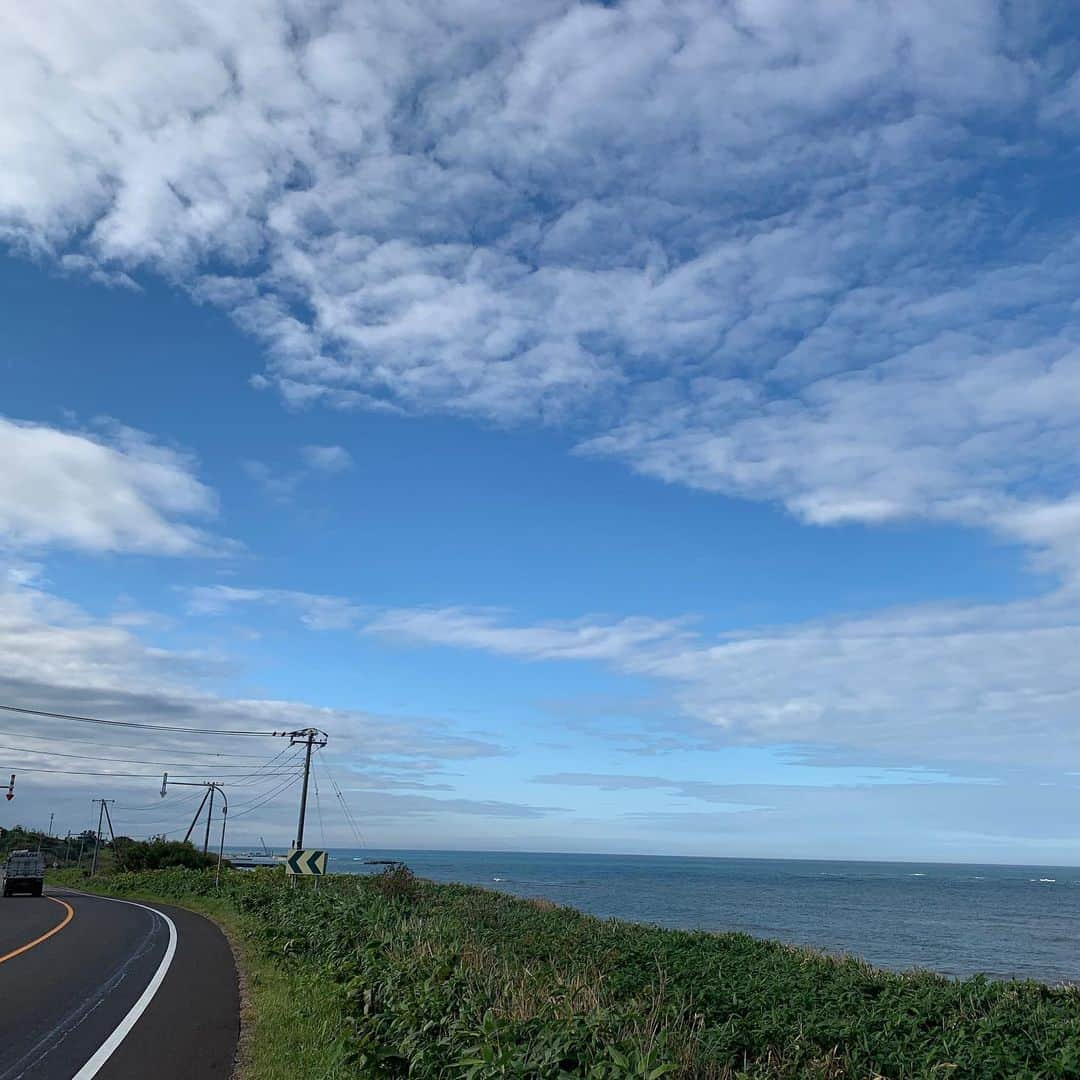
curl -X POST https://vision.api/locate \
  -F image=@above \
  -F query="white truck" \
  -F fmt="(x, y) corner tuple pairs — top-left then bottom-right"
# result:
(1, 849), (45, 897)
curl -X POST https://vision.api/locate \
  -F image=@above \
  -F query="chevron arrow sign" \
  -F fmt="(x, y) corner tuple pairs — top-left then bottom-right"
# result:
(285, 848), (327, 876)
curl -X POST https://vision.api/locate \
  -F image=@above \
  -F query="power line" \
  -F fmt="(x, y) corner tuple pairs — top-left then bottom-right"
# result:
(116, 749), (303, 808)
(4, 764), (294, 780)
(321, 760), (367, 847)
(224, 764), (302, 807)
(230, 773), (302, 819)
(0, 742), (303, 770)
(10, 766), (169, 779)
(0, 728), (274, 761)
(229, 745), (304, 786)
(116, 790), (203, 812)
(312, 760), (327, 849)
(0, 702), (279, 737)
(232, 769), (302, 812)
(109, 808), (197, 836)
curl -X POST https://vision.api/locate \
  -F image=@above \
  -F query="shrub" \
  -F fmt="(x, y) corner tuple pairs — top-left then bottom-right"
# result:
(368, 864), (420, 906)
(111, 837), (218, 872)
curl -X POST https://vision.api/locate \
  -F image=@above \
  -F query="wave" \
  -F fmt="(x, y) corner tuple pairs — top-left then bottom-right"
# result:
(1031, 878), (1057, 883)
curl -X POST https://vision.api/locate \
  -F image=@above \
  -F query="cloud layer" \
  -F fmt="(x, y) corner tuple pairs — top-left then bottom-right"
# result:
(0, 566), (558, 840)
(6, 1), (1080, 567)
(359, 595), (1080, 771)
(186, 584), (1080, 772)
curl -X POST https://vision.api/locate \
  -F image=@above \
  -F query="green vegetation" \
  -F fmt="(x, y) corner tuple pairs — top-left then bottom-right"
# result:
(1, 824), (86, 868)
(51, 864), (1080, 1078)
(109, 836), (219, 872)
(2, 824), (216, 874)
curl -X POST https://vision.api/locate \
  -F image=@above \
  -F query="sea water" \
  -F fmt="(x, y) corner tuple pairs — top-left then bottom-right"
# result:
(322, 849), (1080, 983)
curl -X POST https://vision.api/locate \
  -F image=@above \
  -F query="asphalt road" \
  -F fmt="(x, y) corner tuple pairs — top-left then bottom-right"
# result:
(0, 887), (238, 1080)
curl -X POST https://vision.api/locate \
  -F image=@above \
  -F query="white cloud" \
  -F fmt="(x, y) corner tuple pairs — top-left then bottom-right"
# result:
(365, 606), (692, 662)
(188, 584), (1080, 772)
(360, 591), (1080, 772)
(0, 416), (221, 555)
(241, 460), (296, 502)
(300, 444), (352, 473)
(187, 584), (363, 631)
(0, 571), (513, 839)
(5, 0), (1079, 567)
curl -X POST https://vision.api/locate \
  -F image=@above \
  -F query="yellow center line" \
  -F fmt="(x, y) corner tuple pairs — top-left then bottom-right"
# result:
(0, 896), (75, 965)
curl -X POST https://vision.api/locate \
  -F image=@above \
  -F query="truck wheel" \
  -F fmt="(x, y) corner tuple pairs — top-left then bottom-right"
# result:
(32, 883), (43, 897)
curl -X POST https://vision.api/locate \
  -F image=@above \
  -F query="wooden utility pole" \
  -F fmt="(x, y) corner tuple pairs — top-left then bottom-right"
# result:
(277, 728), (327, 850)
(89, 799), (115, 877)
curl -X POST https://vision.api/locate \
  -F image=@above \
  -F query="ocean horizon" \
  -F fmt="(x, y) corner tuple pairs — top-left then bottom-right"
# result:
(265, 848), (1080, 985)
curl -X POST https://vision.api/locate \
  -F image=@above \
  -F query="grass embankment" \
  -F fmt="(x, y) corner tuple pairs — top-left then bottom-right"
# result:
(49, 866), (1080, 1078)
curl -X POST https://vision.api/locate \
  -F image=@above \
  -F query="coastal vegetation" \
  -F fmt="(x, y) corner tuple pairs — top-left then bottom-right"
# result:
(2, 825), (217, 872)
(53, 864), (1080, 1078)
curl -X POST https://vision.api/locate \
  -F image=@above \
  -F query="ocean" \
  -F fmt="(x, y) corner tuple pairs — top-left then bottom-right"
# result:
(322, 849), (1080, 984)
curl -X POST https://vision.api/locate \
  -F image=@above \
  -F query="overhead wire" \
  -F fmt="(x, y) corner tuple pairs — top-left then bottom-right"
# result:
(0, 702), (280, 737)
(232, 769), (302, 812)
(116, 790), (203, 812)
(230, 772), (303, 819)
(3, 764), (292, 781)
(0, 742), (303, 771)
(229, 745), (304, 786)
(312, 758), (327, 849)
(320, 758), (367, 847)
(8, 766), (173, 779)
(0, 727), (273, 761)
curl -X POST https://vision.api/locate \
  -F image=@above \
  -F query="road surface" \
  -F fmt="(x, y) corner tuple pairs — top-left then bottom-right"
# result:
(0, 886), (238, 1080)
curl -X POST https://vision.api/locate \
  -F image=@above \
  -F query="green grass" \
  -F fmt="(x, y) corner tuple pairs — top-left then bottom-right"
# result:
(48, 866), (1080, 1079)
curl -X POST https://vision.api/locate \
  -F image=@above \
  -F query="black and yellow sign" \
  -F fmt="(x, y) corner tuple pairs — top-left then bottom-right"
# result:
(285, 849), (327, 875)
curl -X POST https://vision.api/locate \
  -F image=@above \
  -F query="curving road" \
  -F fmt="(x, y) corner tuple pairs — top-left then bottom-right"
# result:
(0, 887), (238, 1080)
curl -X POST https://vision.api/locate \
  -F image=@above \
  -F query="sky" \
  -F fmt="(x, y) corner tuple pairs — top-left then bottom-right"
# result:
(2, 0), (1080, 863)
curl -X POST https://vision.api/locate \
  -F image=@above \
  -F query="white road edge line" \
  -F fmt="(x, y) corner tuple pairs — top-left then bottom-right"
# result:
(70, 896), (178, 1080)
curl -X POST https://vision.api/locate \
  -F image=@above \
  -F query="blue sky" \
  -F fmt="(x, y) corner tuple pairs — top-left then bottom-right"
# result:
(2, 1), (1080, 862)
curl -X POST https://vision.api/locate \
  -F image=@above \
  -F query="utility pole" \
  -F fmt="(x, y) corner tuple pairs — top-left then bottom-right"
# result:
(203, 784), (216, 855)
(183, 786), (211, 845)
(162, 777), (230, 884)
(47, 812), (54, 838)
(274, 728), (327, 850)
(214, 788), (229, 887)
(89, 799), (114, 877)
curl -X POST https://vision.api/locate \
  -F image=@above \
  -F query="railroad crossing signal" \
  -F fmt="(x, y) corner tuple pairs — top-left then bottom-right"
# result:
(285, 849), (327, 876)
